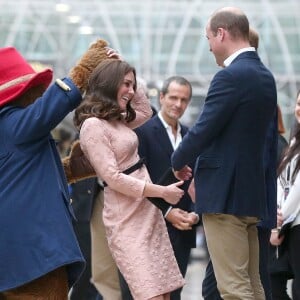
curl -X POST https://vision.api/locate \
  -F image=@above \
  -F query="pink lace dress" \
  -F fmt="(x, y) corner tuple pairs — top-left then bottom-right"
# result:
(80, 92), (185, 299)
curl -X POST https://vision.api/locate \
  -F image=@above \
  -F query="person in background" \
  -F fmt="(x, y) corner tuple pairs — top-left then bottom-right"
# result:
(171, 7), (277, 299)
(74, 59), (185, 299)
(56, 133), (101, 300)
(90, 180), (122, 300)
(247, 26), (277, 300)
(69, 177), (102, 300)
(277, 105), (289, 165)
(268, 104), (292, 300)
(135, 76), (198, 299)
(270, 90), (300, 300)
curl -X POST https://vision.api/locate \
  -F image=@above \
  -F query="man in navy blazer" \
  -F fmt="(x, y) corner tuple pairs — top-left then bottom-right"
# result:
(201, 27), (277, 300)
(172, 7), (277, 299)
(133, 76), (199, 299)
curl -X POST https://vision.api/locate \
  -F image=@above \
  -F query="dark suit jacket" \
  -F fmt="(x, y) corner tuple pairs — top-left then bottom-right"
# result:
(172, 51), (277, 220)
(135, 115), (196, 248)
(259, 114), (278, 229)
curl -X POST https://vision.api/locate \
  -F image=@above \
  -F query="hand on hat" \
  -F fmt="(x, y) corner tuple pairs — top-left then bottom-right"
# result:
(69, 38), (117, 94)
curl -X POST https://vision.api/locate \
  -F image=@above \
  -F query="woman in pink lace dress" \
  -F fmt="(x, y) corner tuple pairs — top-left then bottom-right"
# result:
(73, 59), (185, 300)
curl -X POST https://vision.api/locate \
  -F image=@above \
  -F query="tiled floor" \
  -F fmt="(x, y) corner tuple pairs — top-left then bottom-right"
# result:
(181, 248), (208, 300)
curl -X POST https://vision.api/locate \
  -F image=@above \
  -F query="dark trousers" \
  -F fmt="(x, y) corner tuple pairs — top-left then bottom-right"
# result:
(258, 227), (272, 300)
(271, 274), (292, 300)
(70, 222), (101, 300)
(118, 271), (133, 300)
(202, 227), (272, 300)
(201, 260), (221, 300)
(289, 225), (300, 300)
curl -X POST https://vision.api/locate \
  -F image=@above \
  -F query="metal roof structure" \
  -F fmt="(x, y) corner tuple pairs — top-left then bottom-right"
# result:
(1, 0), (299, 127)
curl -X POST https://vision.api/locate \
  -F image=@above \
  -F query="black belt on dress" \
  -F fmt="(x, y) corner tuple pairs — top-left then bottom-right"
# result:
(103, 157), (146, 187)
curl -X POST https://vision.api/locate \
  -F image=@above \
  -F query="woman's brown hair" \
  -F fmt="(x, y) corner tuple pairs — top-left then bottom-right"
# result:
(73, 59), (136, 129)
(277, 91), (300, 182)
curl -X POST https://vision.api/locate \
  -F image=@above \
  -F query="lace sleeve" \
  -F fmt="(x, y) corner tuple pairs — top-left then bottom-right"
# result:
(128, 85), (152, 129)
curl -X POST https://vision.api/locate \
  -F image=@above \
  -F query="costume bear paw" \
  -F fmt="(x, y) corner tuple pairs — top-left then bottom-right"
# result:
(69, 39), (110, 94)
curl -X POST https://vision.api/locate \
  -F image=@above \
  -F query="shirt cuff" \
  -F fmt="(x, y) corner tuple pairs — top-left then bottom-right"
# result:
(164, 206), (173, 218)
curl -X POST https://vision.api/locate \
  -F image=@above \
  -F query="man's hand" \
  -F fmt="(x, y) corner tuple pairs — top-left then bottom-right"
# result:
(173, 165), (192, 181)
(187, 212), (200, 225)
(166, 208), (199, 230)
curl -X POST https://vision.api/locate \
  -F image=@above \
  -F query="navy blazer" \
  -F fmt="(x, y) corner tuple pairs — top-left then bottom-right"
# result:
(260, 114), (278, 229)
(135, 115), (196, 247)
(172, 51), (277, 220)
(0, 78), (85, 292)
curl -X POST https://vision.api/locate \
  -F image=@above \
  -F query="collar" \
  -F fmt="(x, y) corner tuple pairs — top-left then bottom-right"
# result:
(223, 47), (255, 67)
(158, 111), (181, 132)
(158, 111), (169, 129)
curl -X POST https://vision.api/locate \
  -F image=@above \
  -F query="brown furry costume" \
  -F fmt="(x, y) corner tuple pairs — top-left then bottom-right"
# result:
(63, 139), (97, 183)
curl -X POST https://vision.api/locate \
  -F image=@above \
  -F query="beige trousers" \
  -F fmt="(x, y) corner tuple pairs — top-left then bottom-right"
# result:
(202, 213), (265, 300)
(90, 191), (122, 300)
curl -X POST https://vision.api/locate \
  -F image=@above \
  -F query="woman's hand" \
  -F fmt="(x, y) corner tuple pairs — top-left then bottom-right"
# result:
(277, 208), (284, 228)
(105, 47), (123, 60)
(162, 181), (184, 205)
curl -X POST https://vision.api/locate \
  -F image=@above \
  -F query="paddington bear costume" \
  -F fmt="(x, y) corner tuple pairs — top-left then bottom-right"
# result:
(0, 40), (111, 299)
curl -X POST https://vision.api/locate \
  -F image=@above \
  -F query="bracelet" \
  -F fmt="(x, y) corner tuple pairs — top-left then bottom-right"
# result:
(271, 228), (279, 233)
(164, 206), (173, 218)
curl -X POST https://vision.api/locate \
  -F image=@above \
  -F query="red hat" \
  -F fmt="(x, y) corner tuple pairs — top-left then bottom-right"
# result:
(0, 47), (53, 107)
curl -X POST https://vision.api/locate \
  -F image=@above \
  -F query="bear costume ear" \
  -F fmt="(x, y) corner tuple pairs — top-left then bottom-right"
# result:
(0, 46), (52, 108)
(69, 39), (113, 94)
